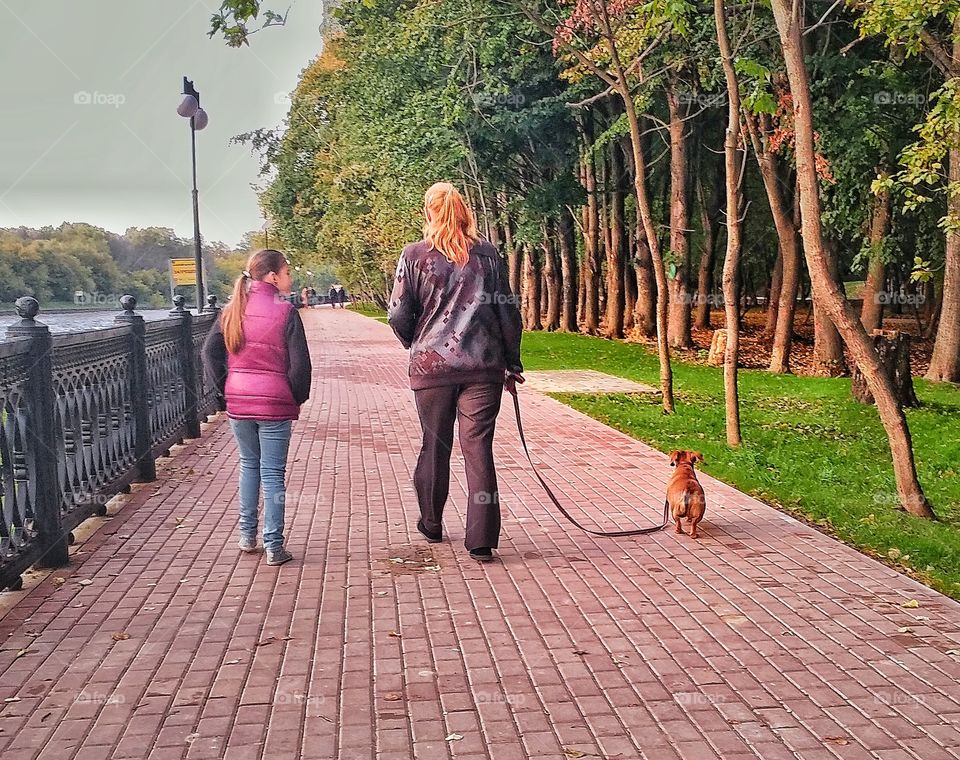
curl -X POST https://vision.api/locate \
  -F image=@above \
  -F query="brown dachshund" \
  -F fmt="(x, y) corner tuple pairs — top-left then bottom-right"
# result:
(665, 450), (706, 538)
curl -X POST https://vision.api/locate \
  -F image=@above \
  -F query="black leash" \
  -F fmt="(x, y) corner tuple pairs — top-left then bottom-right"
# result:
(507, 385), (670, 537)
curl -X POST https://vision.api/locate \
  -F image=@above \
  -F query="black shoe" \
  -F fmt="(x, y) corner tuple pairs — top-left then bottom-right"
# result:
(469, 547), (494, 562)
(417, 519), (442, 543)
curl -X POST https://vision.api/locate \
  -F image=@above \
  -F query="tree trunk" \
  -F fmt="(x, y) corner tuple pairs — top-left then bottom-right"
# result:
(765, 249), (784, 336)
(861, 170), (892, 333)
(559, 209), (578, 332)
(694, 176), (718, 330)
(624, 257), (637, 331)
(522, 244), (542, 331)
(852, 331), (919, 409)
(605, 139), (626, 339)
(667, 83), (694, 348)
(617, 89), (673, 411)
(716, 0), (743, 447)
(926, 145), (960, 382)
(622, 134), (657, 338)
(502, 199), (521, 299)
(812, 240), (848, 377)
(770, 0), (934, 518)
(580, 129), (601, 335)
(543, 223), (561, 331)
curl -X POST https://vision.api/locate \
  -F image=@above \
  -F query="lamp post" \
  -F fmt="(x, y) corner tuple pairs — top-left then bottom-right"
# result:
(177, 76), (209, 310)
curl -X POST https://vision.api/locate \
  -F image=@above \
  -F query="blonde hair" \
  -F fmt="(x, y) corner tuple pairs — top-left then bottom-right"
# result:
(220, 249), (288, 354)
(423, 182), (479, 267)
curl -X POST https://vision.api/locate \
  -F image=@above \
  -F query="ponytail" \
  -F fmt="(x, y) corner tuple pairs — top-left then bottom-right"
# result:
(220, 249), (288, 354)
(423, 182), (478, 267)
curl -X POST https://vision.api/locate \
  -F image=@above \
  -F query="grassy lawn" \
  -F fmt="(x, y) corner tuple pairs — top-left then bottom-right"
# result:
(353, 306), (960, 599)
(350, 302), (389, 322)
(521, 330), (960, 600)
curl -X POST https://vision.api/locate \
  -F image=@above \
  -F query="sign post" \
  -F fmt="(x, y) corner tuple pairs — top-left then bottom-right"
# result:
(169, 258), (199, 308)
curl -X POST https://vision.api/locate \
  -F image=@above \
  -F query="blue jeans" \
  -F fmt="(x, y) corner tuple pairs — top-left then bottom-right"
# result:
(229, 419), (293, 551)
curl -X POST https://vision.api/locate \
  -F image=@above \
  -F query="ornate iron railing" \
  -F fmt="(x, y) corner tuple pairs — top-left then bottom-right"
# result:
(0, 294), (222, 591)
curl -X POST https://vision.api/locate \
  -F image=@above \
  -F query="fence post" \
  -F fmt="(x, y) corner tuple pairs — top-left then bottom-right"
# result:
(205, 294), (220, 313)
(5, 297), (69, 568)
(170, 295), (201, 439)
(116, 295), (156, 482)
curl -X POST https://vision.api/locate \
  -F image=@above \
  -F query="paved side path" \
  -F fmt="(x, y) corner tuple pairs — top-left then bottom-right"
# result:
(2, 309), (960, 760)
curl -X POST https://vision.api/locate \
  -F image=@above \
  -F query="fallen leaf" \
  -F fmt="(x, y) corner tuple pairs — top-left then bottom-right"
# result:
(14, 649), (35, 660)
(52, 578), (65, 588)
(388, 631), (402, 639)
(40, 712), (51, 723)
(111, 632), (130, 641)
(388, 558), (405, 564)
(563, 749), (588, 759)
(945, 649), (960, 657)
(383, 692), (402, 702)
(257, 636), (278, 647)
(573, 650), (588, 656)
(224, 659), (242, 665)
(376, 591), (388, 597)
(77, 579), (93, 587)
(824, 736), (849, 746)
(3, 697), (21, 703)
(901, 600), (920, 609)
(445, 733), (463, 742)
(897, 627), (914, 634)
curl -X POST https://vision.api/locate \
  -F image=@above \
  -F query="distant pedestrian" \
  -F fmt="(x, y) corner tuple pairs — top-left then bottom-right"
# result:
(388, 182), (523, 562)
(202, 249), (312, 566)
(328, 285), (338, 308)
(300, 286), (310, 310)
(337, 285), (349, 308)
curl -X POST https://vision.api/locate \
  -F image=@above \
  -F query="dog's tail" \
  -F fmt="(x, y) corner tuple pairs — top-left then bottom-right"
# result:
(677, 492), (689, 518)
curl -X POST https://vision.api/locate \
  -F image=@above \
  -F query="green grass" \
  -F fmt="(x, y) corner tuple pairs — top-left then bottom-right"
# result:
(350, 303), (388, 322)
(520, 330), (960, 600)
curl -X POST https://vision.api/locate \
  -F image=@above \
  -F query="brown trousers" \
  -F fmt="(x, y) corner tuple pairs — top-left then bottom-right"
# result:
(413, 383), (503, 550)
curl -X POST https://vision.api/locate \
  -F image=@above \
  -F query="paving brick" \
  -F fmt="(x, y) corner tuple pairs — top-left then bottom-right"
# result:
(1, 308), (960, 760)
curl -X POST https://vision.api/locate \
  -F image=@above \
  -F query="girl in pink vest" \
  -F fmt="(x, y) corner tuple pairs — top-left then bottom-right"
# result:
(202, 249), (312, 566)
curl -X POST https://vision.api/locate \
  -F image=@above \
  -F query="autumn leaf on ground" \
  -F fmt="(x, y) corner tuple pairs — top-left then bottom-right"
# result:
(901, 599), (920, 609)
(14, 649), (36, 660)
(383, 692), (402, 702)
(824, 736), (850, 745)
(77, 579), (93, 587)
(388, 631), (402, 639)
(563, 749), (589, 759)
(111, 632), (130, 641)
(573, 649), (588, 656)
(445, 733), (463, 742)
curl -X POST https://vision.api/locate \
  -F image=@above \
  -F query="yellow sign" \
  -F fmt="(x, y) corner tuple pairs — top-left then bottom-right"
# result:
(170, 258), (197, 286)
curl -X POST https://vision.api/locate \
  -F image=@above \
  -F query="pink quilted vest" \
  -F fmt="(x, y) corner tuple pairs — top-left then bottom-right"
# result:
(225, 281), (299, 421)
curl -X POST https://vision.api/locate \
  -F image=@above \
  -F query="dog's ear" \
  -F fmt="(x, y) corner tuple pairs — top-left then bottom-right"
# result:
(668, 450), (680, 467)
(693, 451), (705, 465)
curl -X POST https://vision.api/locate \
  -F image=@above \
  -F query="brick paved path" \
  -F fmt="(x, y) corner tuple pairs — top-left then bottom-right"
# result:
(2, 308), (960, 760)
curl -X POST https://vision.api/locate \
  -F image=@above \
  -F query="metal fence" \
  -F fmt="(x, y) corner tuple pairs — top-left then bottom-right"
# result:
(0, 293), (222, 591)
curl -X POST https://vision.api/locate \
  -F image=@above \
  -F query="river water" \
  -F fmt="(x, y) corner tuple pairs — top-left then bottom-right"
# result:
(0, 309), (204, 336)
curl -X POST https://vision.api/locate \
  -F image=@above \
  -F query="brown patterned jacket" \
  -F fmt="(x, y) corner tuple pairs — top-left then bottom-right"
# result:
(387, 239), (523, 390)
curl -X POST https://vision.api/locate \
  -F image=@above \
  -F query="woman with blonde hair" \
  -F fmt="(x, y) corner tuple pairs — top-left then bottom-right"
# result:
(202, 249), (312, 566)
(388, 182), (523, 562)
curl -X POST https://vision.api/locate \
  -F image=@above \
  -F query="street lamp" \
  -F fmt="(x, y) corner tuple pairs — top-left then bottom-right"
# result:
(177, 76), (209, 311)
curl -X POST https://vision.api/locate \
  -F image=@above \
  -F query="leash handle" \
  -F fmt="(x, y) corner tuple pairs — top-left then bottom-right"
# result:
(508, 385), (669, 537)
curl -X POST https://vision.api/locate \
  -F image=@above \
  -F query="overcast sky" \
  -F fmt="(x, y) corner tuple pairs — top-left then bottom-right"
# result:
(0, 0), (326, 247)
